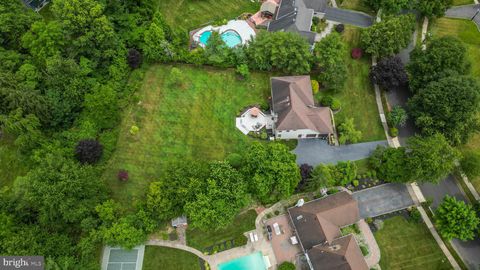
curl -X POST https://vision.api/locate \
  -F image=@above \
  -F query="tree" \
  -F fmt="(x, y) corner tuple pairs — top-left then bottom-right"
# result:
(364, 0), (410, 14)
(185, 162), (248, 230)
(361, 14), (415, 58)
(75, 139), (104, 164)
(370, 56), (408, 90)
(22, 21), (65, 60)
(142, 12), (174, 62)
(247, 31), (312, 74)
(296, 164), (313, 192)
(127, 48), (142, 69)
(460, 151), (480, 179)
(100, 217), (147, 249)
(415, 0), (452, 18)
(406, 134), (460, 183)
(387, 106), (408, 127)
(337, 118), (362, 144)
(331, 161), (357, 186)
(314, 33), (347, 91)
(408, 76), (480, 145)
(407, 36), (470, 93)
(369, 146), (410, 183)
(0, 0), (39, 50)
(435, 196), (479, 241)
(83, 84), (119, 130)
(309, 164), (336, 190)
(243, 142), (301, 203)
(278, 262), (296, 270)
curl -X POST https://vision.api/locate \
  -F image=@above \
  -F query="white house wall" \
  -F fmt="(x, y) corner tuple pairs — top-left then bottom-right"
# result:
(275, 129), (322, 139)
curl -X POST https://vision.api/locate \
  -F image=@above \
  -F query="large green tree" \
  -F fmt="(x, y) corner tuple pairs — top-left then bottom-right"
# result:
(407, 36), (470, 92)
(369, 146), (410, 183)
(247, 31), (312, 74)
(414, 0), (452, 18)
(436, 196), (479, 241)
(361, 14), (415, 58)
(0, 0), (39, 50)
(243, 142), (300, 203)
(314, 32), (346, 91)
(365, 0), (411, 15)
(408, 76), (480, 145)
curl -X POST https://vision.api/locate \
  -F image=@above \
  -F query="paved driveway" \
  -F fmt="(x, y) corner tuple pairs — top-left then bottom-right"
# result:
(446, 4), (480, 29)
(294, 139), (387, 165)
(324, 7), (374, 27)
(352, 183), (415, 218)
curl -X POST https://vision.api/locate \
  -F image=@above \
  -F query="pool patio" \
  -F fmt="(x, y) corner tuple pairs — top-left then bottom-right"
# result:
(192, 20), (256, 48)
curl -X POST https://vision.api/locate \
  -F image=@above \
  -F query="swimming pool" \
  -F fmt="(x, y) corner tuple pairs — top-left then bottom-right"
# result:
(198, 30), (242, 48)
(218, 252), (267, 270)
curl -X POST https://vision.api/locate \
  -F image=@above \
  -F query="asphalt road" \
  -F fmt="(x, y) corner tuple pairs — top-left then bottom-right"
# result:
(446, 4), (480, 29)
(324, 7), (374, 27)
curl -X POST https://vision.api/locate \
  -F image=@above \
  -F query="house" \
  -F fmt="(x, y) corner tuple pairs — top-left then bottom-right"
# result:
(267, 0), (327, 45)
(270, 76), (335, 141)
(288, 191), (368, 270)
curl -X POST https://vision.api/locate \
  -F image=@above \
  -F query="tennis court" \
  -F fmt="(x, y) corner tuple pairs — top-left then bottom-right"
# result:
(102, 246), (145, 270)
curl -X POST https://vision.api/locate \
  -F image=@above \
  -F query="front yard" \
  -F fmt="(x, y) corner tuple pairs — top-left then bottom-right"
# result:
(375, 216), (452, 270)
(103, 65), (270, 208)
(318, 26), (385, 142)
(186, 209), (257, 253)
(143, 246), (203, 270)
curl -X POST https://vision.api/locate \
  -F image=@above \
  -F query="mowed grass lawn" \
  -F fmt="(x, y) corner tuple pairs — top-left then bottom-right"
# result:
(186, 209), (256, 252)
(143, 246), (202, 270)
(337, 0), (375, 15)
(452, 0), (474, 5)
(0, 136), (28, 188)
(103, 65), (270, 207)
(157, 0), (259, 31)
(375, 216), (452, 270)
(318, 26), (385, 142)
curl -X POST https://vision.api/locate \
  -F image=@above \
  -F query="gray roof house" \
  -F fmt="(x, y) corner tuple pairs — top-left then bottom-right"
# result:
(288, 191), (369, 270)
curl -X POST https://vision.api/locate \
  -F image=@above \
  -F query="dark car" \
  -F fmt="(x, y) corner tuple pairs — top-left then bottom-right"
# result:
(266, 225), (273, 240)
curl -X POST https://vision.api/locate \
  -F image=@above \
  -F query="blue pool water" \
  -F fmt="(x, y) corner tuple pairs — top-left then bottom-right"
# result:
(198, 30), (242, 48)
(218, 252), (267, 270)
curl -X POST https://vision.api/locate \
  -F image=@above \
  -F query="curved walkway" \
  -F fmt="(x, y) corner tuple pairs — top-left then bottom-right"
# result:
(146, 239), (211, 263)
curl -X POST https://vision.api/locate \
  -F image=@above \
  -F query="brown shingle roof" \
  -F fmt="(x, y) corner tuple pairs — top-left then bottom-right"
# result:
(271, 76), (334, 134)
(307, 235), (369, 270)
(288, 192), (366, 270)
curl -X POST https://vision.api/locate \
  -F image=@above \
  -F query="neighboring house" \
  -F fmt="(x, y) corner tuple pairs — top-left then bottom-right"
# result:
(288, 191), (368, 270)
(267, 0), (321, 45)
(270, 76), (335, 141)
(22, 0), (49, 11)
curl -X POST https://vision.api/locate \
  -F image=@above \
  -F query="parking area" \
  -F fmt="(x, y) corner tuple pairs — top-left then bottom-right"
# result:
(264, 215), (302, 265)
(352, 183), (415, 218)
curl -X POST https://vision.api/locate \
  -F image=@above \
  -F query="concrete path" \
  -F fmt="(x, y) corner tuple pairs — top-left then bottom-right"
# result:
(324, 7), (374, 27)
(146, 240), (210, 263)
(357, 219), (381, 267)
(446, 4), (480, 30)
(352, 183), (415, 218)
(314, 21), (335, 42)
(294, 139), (387, 165)
(421, 17), (429, 50)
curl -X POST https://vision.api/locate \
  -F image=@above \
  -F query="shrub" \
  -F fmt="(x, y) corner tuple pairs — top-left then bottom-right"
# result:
(118, 170), (129, 181)
(353, 180), (359, 187)
(335, 24), (345, 33)
(312, 17), (320, 25)
(360, 245), (369, 256)
(311, 79), (320, 94)
(167, 67), (184, 87)
(321, 96), (341, 110)
(226, 153), (243, 168)
(236, 64), (250, 80)
(127, 48), (142, 69)
(337, 118), (362, 144)
(389, 127), (399, 137)
(130, 125), (139, 135)
(233, 234), (247, 247)
(366, 217), (373, 224)
(351, 48), (363, 59)
(387, 106), (408, 127)
(260, 129), (268, 140)
(460, 151), (480, 179)
(75, 139), (103, 164)
(274, 210), (280, 216)
(370, 56), (408, 90)
(409, 207), (422, 223)
(278, 262), (296, 270)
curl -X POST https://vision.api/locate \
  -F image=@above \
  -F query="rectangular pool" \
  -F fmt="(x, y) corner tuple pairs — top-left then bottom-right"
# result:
(218, 252), (267, 270)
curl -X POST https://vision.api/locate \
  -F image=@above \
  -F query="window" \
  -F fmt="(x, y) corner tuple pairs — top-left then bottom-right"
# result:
(306, 134), (317, 138)
(298, 134), (302, 138)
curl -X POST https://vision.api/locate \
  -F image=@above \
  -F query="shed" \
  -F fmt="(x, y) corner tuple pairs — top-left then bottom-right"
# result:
(171, 215), (188, 227)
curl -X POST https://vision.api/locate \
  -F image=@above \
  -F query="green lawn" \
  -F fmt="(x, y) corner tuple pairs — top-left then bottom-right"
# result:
(143, 246), (202, 270)
(157, 0), (260, 31)
(102, 65), (270, 208)
(186, 209), (256, 252)
(375, 216), (452, 270)
(452, 0), (474, 5)
(0, 136), (28, 188)
(317, 26), (385, 142)
(337, 0), (375, 15)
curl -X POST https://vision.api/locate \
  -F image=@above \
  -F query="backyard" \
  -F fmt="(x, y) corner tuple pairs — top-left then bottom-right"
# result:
(157, 0), (259, 31)
(142, 246), (203, 270)
(317, 26), (385, 142)
(102, 65), (270, 208)
(375, 216), (452, 270)
(186, 209), (257, 253)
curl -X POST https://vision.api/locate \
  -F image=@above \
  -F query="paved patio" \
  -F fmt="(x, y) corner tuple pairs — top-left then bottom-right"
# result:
(264, 215), (302, 265)
(235, 107), (274, 135)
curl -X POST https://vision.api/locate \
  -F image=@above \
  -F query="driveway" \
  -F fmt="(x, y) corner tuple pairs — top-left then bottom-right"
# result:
(294, 139), (387, 165)
(352, 183), (415, 218)
(419, 176), (480, 269)
(324, 7), (374, 27)
(446, 4), (480, 29)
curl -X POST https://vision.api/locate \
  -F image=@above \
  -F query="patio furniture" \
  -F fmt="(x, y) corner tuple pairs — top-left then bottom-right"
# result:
(273, 223), (281, 235)
(290, 236), (298, 245)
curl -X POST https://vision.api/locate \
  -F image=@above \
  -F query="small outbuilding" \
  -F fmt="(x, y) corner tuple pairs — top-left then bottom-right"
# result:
(171, 215), (188, 228)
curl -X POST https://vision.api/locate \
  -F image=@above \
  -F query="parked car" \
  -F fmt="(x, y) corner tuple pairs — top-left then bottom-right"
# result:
(266, 225), (273, 240)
